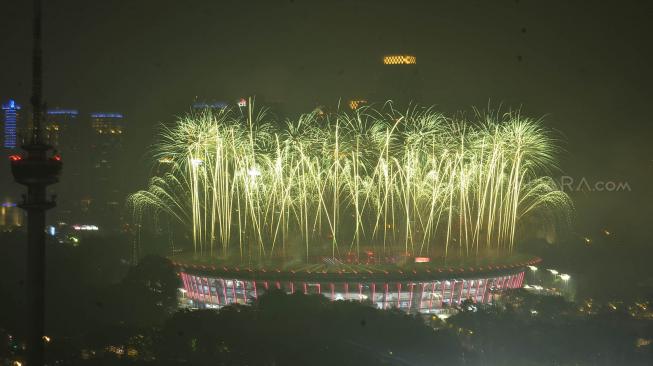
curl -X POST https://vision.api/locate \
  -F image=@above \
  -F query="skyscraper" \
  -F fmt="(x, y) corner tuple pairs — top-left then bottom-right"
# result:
(88, 112), (125, 226)
(90, 112), (124, 135)
(46, 108), (79, 148)
(45, 109), (87, 224)
(373, 54), (421, 107)
(0, 201), (24, 229)
(2, 99), (21, 149)
(90, 112), (124, 179)
(192, 101), (228, 111)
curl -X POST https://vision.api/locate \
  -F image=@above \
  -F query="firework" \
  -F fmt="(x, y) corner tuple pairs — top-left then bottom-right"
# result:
(129, 104), (572, 261)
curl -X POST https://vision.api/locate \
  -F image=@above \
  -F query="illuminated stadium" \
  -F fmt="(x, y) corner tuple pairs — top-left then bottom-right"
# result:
(172, 254), (540, 314)
(130, 103), (571, 313)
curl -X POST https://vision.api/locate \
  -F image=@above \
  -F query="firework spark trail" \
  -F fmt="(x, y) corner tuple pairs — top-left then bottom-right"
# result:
(129, 105), (572, 261)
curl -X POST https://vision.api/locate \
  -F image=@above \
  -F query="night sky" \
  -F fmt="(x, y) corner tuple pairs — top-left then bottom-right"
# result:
(1, 0), (651, 241)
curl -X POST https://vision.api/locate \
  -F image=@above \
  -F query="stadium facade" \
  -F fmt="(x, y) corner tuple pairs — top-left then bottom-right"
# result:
(174, 257), (539, 314)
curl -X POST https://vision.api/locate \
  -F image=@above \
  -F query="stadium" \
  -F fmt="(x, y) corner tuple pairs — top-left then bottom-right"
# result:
(173, 254), (540, 314)
(129, 104), (570, 314)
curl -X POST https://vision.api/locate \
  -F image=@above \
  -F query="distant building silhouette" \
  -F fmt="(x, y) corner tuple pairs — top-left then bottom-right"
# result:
(192, 101), (228, 111)
(0, 201), (24, 229)
(45, 109), (89, 223)
(46, 108), (79, 148)
(373, 54), (422, 107)
(88, 112), (125, 225)
(91, 112), (124, 135)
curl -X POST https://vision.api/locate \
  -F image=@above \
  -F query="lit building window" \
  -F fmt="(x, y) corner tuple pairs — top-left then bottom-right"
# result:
(90, 113), (124, 135)
(348, 100), (367, 110)
(383, 55), (417, 65)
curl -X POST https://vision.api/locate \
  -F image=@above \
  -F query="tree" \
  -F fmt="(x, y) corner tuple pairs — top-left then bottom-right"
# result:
(156, 290), (463, 366)
(121, 255), (180, 326)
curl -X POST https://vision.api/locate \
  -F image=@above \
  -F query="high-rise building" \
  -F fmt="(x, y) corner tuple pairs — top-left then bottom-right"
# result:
(45, 109), (88, 224)
(192, 101), (228, 111)
(90, 112), (124, 135)
(90, 112), (124, 175)
(382, 55), (417, 65)
(373, 54), (421, 107)
(0, 201), (24, 229)
(2, 99), (21, 149)
(46, 109), (79, 148)
(88, 112), (126, 227)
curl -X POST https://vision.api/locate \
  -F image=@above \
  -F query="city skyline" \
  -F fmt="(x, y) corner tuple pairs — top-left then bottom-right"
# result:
(0, 1), (651, 365)
(1, 0), (650, 242)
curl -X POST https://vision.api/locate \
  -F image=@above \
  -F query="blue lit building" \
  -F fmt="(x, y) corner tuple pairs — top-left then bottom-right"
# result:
(2, 99), (21, 149)
(192, 101), (228, 110)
